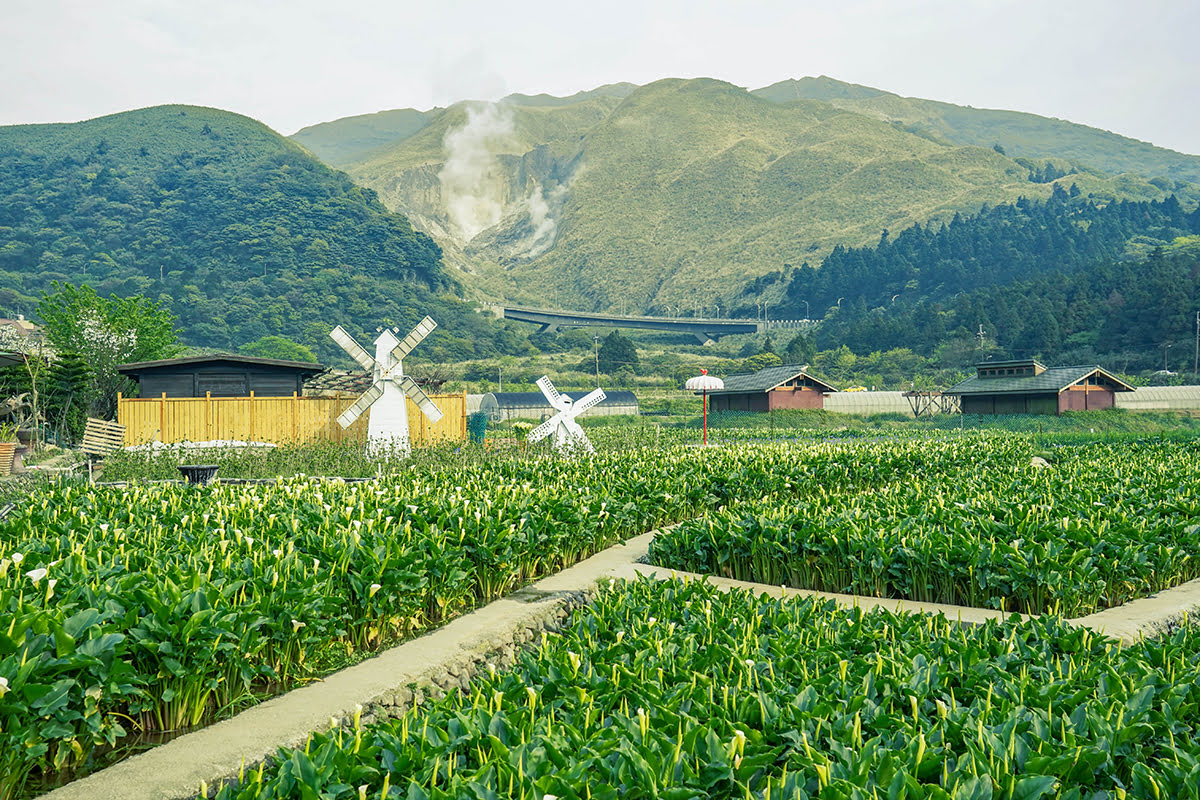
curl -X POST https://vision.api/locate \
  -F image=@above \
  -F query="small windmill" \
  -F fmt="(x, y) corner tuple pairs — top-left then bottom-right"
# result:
(329, 317), (443, 455)
(527, 376), (605, 454)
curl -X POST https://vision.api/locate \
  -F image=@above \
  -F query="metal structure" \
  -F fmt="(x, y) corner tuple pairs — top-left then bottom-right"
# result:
(329, 317), (443, 454)
(526, 376), (605, 454)
(902, 391), (960, 417)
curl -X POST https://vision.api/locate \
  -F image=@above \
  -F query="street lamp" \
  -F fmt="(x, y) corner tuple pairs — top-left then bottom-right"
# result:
(593, 334), (601, 388)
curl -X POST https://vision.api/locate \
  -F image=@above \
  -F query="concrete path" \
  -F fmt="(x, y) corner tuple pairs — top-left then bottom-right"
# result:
(630, 563), (1025, 626)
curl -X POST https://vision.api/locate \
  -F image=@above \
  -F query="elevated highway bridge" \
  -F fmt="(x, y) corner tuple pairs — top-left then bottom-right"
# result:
(497, 305), (813, 344)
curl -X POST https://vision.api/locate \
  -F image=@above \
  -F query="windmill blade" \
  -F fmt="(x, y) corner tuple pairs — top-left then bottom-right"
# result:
(336, 383), (383, 428)
(536, 376), (570, 412)
(566, 388), (606, 418)
(398, 376), (444, 423)
(330, 326), (376, 372)
(564, 418), (595, 453)
(391, 316), (438, 362)
(527, 414), (562, 443)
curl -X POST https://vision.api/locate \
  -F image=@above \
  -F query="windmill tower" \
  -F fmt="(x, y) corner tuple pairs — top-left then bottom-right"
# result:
(329, 317), (443, 455)
(526, 376), (606, 454)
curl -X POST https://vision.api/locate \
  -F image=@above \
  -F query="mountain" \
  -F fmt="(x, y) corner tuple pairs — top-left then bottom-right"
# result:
(0, 105), (533, 363)
(754, 76), (1200, 184)
(317, 77), (1196, 313)
(291, 108), (433, 168)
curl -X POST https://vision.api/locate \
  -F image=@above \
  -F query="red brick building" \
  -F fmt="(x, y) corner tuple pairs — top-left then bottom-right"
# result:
(703, 364), (836, 412)
(944, 359), (1134, 415)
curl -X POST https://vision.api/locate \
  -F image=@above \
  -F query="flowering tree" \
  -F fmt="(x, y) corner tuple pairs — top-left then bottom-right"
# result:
(37, 283), (181, 419)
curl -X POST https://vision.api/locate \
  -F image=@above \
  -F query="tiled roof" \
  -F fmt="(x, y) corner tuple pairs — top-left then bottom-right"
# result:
(944, 365), (1134, 396)
(708, 364), (836, 395)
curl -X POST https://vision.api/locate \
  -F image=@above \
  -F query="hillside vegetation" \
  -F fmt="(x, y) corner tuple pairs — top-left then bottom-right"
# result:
(0, 105), (534, 362)
(754, 76), (1200, 184)
(756, 191), (1200, 371)
(322, 78), (1199, 313)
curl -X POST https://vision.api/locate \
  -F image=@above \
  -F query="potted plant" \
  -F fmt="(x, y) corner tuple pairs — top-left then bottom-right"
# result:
(0, 422), (17, 476)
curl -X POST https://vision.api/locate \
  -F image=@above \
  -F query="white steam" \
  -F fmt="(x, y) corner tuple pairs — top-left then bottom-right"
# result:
(439, 103), (515, 242)
(523, 183), (564, 259)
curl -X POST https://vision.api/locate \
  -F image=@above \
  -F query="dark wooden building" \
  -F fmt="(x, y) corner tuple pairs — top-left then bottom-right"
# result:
(118, 354), (324, 398)
(703, 364), (836, 412)
(943, 359), (1134, 415)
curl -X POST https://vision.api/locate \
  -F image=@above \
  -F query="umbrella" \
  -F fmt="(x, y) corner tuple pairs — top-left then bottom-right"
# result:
(685, 370), (724, 445)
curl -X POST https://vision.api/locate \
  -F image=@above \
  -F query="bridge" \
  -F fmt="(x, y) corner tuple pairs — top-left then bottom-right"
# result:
(497, 305), (813, 343)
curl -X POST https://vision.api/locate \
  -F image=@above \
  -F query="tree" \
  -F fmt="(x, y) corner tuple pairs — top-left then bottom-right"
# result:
(783, 332), (816, 365)
(740, 352), (782, 373)
(46, 352), (92, 443)
(597, 331), (638, 375)
(38, 282), (181, 418)
(242, 335), (317, 363)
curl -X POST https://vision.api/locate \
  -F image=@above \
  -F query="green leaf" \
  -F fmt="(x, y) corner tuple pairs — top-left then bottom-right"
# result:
(1010, 776), (1057, 800)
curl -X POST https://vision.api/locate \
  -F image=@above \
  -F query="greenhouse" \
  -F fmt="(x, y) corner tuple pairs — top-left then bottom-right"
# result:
(479, 390), (639, 422)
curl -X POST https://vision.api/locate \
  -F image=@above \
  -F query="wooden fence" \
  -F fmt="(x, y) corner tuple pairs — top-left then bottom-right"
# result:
(116, 392), (467, 447)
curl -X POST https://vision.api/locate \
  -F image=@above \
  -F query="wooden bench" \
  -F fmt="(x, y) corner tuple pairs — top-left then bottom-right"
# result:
(81, 418), (126, 480)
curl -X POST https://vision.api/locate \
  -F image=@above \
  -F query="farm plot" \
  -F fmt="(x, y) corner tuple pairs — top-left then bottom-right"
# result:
(1, 439), (954, 799)
(204, 577), (1200, 799)
(651, 439), (1200, 615)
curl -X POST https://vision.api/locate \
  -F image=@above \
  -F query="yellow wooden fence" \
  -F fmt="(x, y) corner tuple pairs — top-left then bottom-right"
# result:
(116, 392), (467, 447)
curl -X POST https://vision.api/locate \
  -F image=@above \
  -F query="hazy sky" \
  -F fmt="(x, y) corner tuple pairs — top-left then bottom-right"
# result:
(4, 0), (1198, 155)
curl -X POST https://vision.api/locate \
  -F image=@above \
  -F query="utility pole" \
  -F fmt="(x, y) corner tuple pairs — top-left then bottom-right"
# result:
(1194, 311), (1199, 379)
(498, 366), (503, 393)
(593, 334), (600, 388)
(1164, 342), (1173, 373)
(976, 324), (986, 349)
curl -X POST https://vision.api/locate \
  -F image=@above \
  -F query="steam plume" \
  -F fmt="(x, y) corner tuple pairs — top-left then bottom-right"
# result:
(439, 103), (514, 241)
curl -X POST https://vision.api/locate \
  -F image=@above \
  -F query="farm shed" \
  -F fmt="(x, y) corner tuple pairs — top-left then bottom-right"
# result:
(118, 354), (324, 398)
(480, 390), (639, 422)
(702, 364), (836, 412)
(1115, 385), (1200, 411)
(943, 359), (1134, 415)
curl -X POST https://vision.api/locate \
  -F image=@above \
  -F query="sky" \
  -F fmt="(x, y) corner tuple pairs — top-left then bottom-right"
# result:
(3, 0), (1198, 155)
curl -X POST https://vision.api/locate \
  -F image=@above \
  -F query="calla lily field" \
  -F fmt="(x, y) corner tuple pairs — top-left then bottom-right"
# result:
(1, 433), (1200, 798)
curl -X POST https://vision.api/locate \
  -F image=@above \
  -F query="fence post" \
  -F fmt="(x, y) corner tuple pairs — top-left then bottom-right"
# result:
(160, 393), (166, 443)
(292, 392), (299, 442)
(249, 391), (255, 443)
(206, 391), (212, 441)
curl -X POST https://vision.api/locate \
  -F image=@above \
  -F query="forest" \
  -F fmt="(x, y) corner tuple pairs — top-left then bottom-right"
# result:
(747, 188), (1200, 371)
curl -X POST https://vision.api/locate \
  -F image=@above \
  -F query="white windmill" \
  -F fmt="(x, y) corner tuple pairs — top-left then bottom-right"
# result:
(526, 376), (606, 454)
(329, 317), (443, 455)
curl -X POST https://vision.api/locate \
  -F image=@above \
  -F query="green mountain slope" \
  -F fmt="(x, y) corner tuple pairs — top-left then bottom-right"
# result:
(0, 105), (534, 363)
(754, 76), (1200, 184)
(332, 77), (1191, 312)
(291, 108), (433, 168)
